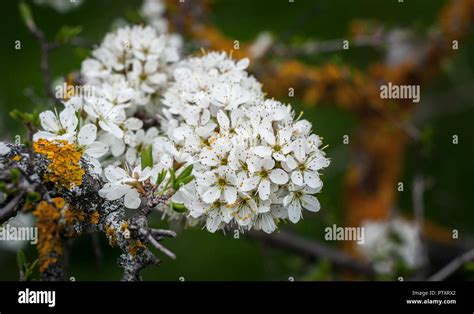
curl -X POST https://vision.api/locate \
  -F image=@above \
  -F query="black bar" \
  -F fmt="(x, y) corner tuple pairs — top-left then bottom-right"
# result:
(0, 281), (472, 313)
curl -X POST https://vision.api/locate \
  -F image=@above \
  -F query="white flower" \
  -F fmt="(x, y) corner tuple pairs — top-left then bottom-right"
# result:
(99, 81), (135, 107)
(99, 164), (158, 209)
(251, 212), (277, 234)
(283, 145), (328, 189)
(242, 157), (288, 200)
(199, 167), (238, 205)
(84, 97), (126, 138)
(34, 107), (78, 142)
(81, 25), (180, 106)
(254, 127), (293, 161)
(76, 124), (108, 158)
(124, 127), (159, 165)
(283, 184), (321, 223)
(0, 142), (11, 155)
(358, 218), (424, 275)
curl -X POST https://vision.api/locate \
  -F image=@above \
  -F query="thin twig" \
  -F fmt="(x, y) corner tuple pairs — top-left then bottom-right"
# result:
(146, 233), (176, 259)
(428, 248), (474, 281)
(23, 12), (61, 105)
(248, 230), (375, 276)
(0, 192), (25, 223)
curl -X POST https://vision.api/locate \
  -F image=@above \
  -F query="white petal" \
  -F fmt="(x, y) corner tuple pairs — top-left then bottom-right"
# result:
(216, 110), (230, 130)
(254, 146), (272, 158)
(260, 214), (277, 234)
(200, 149), (219, 167)
(304, 171), (322, 189)
(260, 129), (276, 146)
(60, 107), (78, 133)
(0, 142), (11, 155)
(292, 138), (306, 162)
(99, 184), (128, 200)
(33, 131), (58, 141)
(308, 155), (330, 171)
(202, 187), (221, 204)
(246, 158), (262, 174)
(124, 118), (143, 130)
(236, 58), (250, 70)
(263, 158), (275, 170)
(78, 124), (97, 146)
(242, 176), (260, 191)
(104, 165), (128, 182)
(291, 171), (304, 186)
(301, 195), (320, 212)
(110, 138), (125, 156)
(84, 141), (108, 158)
(269, 169), (289, 185)
(258, 179), (271, 200)
(283, 155), (297, 170)
(124, 189), (141, 209)
(223, 186), (237, 204)
(99, 121), (124, 139)
(40, 111), (60, 132)
(206, 215), (222, 233)
(287, 200), (302, 223)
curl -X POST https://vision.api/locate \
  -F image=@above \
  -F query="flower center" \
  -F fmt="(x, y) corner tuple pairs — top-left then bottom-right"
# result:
(258, 170), (269, 179)
(217, 178), (227, 187)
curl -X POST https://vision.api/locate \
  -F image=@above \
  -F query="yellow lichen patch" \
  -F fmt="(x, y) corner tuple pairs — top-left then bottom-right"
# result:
(121, 222), (128, 231)
(12, 154), (21, 161)
(90, 211), (100, 225)
(63, 208), (87, 225)
(127, 240), (145, 256)
(34, 139), (84, 190)
(105, 224), (118, 247)
(33, 198), (64, 273)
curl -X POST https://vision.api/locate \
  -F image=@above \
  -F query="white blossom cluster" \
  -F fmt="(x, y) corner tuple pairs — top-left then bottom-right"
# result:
(32, 24), (330, 234)
(158, 52), (330, 233)
(81, 24), (181, 109)
(33, 25), (183, 207)
(358, 218), (424, 275)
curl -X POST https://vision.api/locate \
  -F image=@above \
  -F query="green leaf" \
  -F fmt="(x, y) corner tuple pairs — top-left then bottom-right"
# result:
(140, 145), (153, 170)
(169, 168), (177, 190)
(177, 175), (194, 188)
(177, 164), (193, 181)
(19, 1), (35, 29)
(55, 25), (82, 44)
(26, 192), (41, 204)
(171, 202), (188, 213)
(156, 169), (168, 186)
(10, 168), (21, 183)
(465, 261), (474, 272)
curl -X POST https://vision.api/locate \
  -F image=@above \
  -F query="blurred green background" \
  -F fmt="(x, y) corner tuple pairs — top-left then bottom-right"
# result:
(0, 0), (473, 281)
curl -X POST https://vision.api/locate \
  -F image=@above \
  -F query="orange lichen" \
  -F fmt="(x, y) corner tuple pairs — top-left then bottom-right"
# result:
(127, 240), (146, 256)
(63, 208), (86, 224)
(34, 138), (84, 190)
(90, 211), (100, 225)
(33, 198), (65, 273)
(12, 154), (21, 161)
(105, 224), (118, 247)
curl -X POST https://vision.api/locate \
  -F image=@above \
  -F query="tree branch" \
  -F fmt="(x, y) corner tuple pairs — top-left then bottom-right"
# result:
(428, 248), (474, 281)
(248, 230), (375, 277)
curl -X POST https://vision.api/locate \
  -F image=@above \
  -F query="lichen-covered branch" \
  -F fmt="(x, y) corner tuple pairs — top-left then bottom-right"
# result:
(0, 143), (176, 281)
